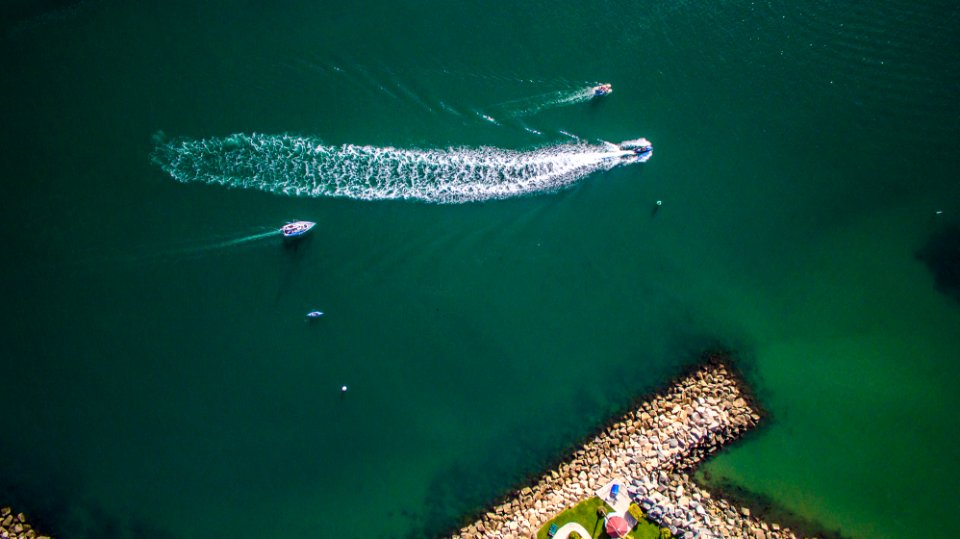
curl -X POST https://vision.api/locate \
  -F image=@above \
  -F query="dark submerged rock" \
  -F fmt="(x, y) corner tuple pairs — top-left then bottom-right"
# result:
(916, 224), (960, 304)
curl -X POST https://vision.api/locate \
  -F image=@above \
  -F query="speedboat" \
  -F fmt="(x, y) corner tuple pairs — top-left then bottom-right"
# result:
(593, 83), (613, 96)
(618, 138), (653, 161)
(306, 311), (324, 318)
(281, 220), (316, 238)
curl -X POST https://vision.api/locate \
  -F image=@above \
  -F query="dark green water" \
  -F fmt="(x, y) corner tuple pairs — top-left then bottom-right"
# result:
(2, 1), (959, 538)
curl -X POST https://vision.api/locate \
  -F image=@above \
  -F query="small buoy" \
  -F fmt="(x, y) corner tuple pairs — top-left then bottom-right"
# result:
(652, 199), (663, 217)
(341, 385), (348, 392)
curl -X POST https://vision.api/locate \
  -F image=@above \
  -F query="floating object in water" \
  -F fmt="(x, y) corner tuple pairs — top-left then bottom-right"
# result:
(341, 385), (348, 392)
(281, 221), (316, 237)
(656, 200), (662, 206)
(306, 311), (324, 318)
(593, 83), (613, 96)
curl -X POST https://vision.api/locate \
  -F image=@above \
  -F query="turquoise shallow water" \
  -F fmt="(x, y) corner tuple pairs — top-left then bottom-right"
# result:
(1, 1), (959, 538)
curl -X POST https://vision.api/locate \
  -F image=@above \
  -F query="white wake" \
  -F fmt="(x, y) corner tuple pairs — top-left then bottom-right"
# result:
(152, 133), (646, 204)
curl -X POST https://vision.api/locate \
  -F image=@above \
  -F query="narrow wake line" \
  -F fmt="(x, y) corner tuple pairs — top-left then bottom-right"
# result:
(482, 87), (598, 119)
(151, 133), (650, 204)
(81, 228), (282, 271)
(172, 229), (281, 255)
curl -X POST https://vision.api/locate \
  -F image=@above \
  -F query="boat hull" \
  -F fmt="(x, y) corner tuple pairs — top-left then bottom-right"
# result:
(281, 221), (316, 237)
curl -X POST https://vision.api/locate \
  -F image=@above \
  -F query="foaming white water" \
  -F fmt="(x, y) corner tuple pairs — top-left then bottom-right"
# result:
(152, 133), (646, 203)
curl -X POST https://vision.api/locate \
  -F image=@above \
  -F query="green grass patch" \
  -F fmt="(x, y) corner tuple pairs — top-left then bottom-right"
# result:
(535, 497), (672, 539)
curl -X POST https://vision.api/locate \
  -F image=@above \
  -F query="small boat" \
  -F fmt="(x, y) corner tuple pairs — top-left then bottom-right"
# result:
(281, 220), (316, 237)
(618, 138), (653, 158)
(306, 311), (324, 318)
(593, 83), (613, 96)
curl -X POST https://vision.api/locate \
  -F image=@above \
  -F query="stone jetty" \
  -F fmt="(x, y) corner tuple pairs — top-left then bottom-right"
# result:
(450, 360), (817, 539)
(0, 507), (50, 539)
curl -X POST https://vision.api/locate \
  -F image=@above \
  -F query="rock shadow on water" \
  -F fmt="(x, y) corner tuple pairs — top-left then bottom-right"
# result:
(916, 223), (960, 305)
(0, 471), (177, 539)
(693, 474), (851, 539)
(411, 394), (611, 539)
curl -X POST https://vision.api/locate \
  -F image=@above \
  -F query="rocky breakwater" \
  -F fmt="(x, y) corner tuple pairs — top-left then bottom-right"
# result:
(0, 507), (51, 539)
(633, 471), (797, 539)
(451, 360), (816, 539)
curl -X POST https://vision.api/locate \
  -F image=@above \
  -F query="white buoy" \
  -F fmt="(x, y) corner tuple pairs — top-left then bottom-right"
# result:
(341, 385), (348, 392)
(656, 200), (662, 206)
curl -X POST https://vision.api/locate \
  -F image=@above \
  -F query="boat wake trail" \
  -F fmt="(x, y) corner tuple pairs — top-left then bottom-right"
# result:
(169, 229), (281, 255)
(151, 133), (645, 203)
(482, 87), (597, 120)
(84, 227), (281, 271)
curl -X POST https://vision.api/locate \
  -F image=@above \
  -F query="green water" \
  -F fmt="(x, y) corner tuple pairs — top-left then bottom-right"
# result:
(2, 1), (958, 538)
